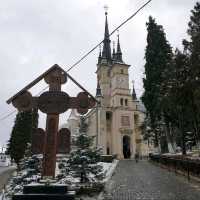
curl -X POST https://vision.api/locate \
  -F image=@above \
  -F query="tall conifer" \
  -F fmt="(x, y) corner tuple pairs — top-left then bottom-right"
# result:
(183, 2), (200, 145)
(7, 109), (38, 166)
(142, 16), (173, 149)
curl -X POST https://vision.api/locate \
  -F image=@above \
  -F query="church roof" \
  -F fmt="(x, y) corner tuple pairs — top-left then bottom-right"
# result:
(98, 12), (125, 65)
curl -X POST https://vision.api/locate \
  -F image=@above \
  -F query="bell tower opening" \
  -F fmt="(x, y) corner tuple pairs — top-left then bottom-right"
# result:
(123, 135), (131, 159)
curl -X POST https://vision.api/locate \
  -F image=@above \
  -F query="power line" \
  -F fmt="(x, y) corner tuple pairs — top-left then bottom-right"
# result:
(0, 0), (152, 122)
(0, 110), (17, 121)
(66, 0), (152, 72)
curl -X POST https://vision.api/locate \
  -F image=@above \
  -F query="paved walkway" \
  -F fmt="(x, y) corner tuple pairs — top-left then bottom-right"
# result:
(104, 160), (200, 200)
(0, 166), (16, 191)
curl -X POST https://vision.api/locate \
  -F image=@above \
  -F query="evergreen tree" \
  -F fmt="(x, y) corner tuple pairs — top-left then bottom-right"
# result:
(31, 108), (39, 144)
(142, 16), (173, 151)
(170, 50), (192, 154)
(7, 109), (38, 166)
(5, 145), (41, 199)
(183, 2), (200, 146)
(66, 117), (103, 183)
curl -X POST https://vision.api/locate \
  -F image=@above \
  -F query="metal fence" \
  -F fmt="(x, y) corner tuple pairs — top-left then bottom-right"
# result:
(149, 154), (200, 181)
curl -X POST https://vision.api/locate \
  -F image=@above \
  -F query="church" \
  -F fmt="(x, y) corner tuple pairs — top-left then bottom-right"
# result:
(65, 11), (149, 159)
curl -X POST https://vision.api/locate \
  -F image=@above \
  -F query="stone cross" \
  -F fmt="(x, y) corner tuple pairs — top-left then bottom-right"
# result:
(7, 64), (96, 178)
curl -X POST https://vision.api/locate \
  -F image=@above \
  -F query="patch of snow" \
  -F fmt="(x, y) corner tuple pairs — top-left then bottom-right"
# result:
(100, 160), (119, 183)
(162, 153), (182, 156)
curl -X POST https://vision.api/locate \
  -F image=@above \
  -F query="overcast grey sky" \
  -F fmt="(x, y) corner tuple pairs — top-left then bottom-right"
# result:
(0, 0), (197, 147)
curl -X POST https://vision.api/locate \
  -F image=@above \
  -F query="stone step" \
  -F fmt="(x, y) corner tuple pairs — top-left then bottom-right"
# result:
(12, 193), (75, 200)
(12, 185), (75, 200)
(23, 185), (68, 194)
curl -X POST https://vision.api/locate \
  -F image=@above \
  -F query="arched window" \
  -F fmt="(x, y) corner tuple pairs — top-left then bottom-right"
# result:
(120, 98), (123, 106)
(125, 99), (128, 106)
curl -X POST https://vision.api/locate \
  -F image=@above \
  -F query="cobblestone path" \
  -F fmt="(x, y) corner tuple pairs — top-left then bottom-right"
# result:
(0, 166), (16, 191)
(104, 160), (200, 200)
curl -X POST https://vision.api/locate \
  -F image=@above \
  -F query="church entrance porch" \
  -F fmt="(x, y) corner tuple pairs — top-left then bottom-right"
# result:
(123, 135), (131, 159)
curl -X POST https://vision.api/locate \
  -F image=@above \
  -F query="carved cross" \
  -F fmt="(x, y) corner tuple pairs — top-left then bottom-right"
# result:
(7, 65), (96, 178)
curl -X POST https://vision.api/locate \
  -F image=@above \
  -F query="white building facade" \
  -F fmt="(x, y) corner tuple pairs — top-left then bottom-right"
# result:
(85, 12), (149, 159)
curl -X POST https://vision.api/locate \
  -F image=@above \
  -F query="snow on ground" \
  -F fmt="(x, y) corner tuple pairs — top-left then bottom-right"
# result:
(161, 151), (200, 161)
(1, 160), (119, 200)
(57, 160), (119, 186)
(99, 160), (119, 183)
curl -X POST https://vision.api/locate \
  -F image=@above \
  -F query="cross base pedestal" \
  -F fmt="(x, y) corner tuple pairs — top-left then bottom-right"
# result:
(12, 184), (75, 200)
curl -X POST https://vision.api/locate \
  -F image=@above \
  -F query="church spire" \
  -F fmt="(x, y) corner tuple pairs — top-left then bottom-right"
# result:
(132, 81), (137, 100)
(101, 9), (112, 64)
(115, 32), (123, 62)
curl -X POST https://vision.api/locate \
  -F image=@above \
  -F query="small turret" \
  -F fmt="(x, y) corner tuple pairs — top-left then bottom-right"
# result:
(115, 33), (123, 63)
(96, 80), (102, 98)
(132, 81), (137, 100)
(112, 41), (117, 61)
(96, 80), (103, 106)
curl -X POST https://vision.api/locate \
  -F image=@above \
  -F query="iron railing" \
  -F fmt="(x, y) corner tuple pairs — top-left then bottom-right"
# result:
(149, 154), (200, 181)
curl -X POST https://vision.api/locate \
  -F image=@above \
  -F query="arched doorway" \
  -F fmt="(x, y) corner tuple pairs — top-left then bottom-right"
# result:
(123, 135), (131, 159)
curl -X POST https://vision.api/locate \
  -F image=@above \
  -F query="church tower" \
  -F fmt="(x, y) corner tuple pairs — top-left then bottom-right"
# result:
(86, 11), (147, 159)
(96, 10), (112, 108)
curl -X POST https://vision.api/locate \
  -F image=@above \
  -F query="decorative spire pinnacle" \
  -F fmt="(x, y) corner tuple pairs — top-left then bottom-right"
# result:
(117, 31), (121, 53)
(101, 6), (112, 64)
(96, 80), (102, 97)
(132, 81), (137, 100)
(115, 30), (123, 63)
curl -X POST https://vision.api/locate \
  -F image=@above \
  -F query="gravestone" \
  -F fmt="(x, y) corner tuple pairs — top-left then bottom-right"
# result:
(32, 128), (71, 155)
(57, 128), (71, 154)
(31, 128), (45, 155)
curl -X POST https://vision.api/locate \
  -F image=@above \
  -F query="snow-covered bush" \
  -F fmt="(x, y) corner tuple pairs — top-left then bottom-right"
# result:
(57, 116), (104, 192)
(5, 154), (42, 199)
(57, 133), (103, 184)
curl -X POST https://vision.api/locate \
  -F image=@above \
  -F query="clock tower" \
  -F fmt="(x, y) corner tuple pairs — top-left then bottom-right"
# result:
(110, 34), (131, 108)
(86, 11), (148, 159)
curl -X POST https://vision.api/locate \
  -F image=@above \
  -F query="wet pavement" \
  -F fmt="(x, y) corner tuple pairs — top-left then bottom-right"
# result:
(104, 160), (200, 200)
